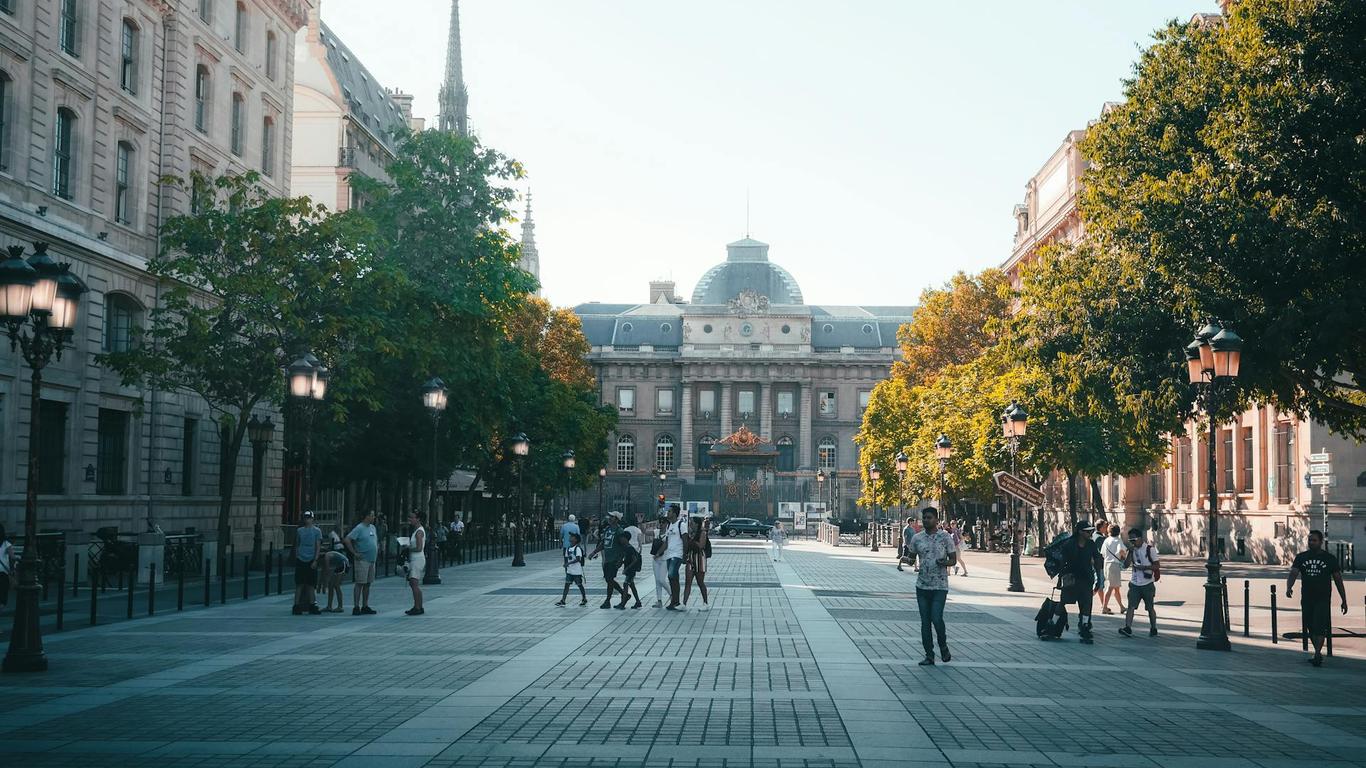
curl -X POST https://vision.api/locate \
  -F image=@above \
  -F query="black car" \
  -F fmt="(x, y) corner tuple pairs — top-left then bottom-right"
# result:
(717, 517), (773, 537)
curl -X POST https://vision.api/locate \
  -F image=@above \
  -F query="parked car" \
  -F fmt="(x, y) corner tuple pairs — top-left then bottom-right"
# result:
(717, 518), (773, 537)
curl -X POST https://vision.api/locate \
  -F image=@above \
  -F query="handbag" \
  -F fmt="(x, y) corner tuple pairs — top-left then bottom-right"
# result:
(650, 538), (666, 557)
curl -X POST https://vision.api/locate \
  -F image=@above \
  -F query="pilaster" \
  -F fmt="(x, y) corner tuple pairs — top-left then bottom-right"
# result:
(680, 385), (694, 471)
(720, 382), (733, 437)
(798, 384), (813, 470)
(759, 382), (772, 440)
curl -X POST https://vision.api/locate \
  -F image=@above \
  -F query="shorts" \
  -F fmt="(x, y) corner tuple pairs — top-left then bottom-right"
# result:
(353, 559), (375, 585)
(565, 573), (584, 585)
(1127, 582), (1156, 611)
(667, 557), (684, 579)
(622, 567), (639, 586)
(601, 560), (622, 581)
(294, 560), (316, 587)
(1106, 563), (1123, 590)
(1302, 596), (1332, 637)
(407, 553), (426, 582)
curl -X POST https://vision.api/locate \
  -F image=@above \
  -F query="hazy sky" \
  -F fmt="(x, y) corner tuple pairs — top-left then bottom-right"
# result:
(316, 0), (1218, 309)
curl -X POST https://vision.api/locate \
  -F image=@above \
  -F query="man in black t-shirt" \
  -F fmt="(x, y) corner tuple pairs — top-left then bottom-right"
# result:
(1286, 530), (1348, 667)
(589, 510), (625, 609)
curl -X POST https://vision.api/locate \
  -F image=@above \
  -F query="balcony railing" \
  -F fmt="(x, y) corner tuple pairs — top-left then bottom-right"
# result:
(337, 146), (357, 168)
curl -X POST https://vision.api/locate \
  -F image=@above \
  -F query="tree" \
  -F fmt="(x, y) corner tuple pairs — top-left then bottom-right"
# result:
(1079, 0), (1366, 435)
(101, 173), (374, 563)
(893, 269), (1011, 387)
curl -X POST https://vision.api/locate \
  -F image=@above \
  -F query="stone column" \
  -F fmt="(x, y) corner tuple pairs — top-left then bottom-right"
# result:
(680, 384), (694, 472)
(798, 384), (813, 470)
(720, 382), (733, 437)
(759, 383), (772, 440)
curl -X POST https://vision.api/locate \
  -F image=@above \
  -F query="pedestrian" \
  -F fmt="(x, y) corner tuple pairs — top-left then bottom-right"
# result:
(651, 512), (670, 608)
(448, 514), (465, 563)
(664, 504), (689, 611)
(1059, 520), (1103, 643)
(581, 517), (594, 549)
(623, 514), (643, 557)
(319, 545), (349, 613)
(683, 511), (711, 610)
(561, 514), (580, 553)
(948, 520), (969, 576)
(1100, 525), (1127, 615)
(0, 525), (12, 612)
(769, 522), (786, 561)
(345, 510), (379, 615)
(897, 516), (915, 572)
(905, 507), (957, 665)
(1119, 527), (1159, 637)
(292, 511), (323, 615)
(1286, 530), (1348, 667)
(404, 511), (427, 616)
(588, 510), (625, 609)
(556, 532), (588, 606)
(616, 528), (643, 609)
(1091, 520), (1110, 606)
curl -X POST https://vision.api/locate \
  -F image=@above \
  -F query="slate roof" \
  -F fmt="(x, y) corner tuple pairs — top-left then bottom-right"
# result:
(319, 22), (409, 151)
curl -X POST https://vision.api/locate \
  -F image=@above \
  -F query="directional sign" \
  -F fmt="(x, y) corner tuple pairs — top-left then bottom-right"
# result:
(1309, 452), (1331, 463)
(1309, 474), (1334, 486)
(1309, 464), (1332, 476)
(993, 471), (1045, 506)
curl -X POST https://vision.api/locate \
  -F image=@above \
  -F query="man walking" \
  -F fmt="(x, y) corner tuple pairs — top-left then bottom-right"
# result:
(1119, 527), (1158, 637)
(345, 510), (378, 615)
(664, 504), (690, 611)
(769, 522), (786, 561)
(1287, 530), (1348, 667)
(652, 512), (670, 608)
(588, 510), (625, 609)
(897, 516), (916, 572)
(292, 512), (323, 615)
(448, 514), (465, 563)
(905, 507), (957, 665)
(1060, 520), (1103, 643)
(556, 532), (587, 606)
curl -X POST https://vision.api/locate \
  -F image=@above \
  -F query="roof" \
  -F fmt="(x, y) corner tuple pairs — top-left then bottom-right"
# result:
(690, 238), (804, 305)
(318, 22), (408, 152)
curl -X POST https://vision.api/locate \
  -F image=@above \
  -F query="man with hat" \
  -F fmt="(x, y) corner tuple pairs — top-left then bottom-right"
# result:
(292, 511), (323, 615)
(1059, 520), (1104, 643)
(589, 509), (626, 609)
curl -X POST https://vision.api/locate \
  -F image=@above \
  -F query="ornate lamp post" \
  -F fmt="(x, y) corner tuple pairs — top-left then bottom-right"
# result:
(868, 462), (881, 552)
(509, 432), (530, 567)
(1183, 320), (1243, 652)
(934, 435), (953, 509)
(598, 466), (607, 520)
(421, 377), (447, 585)
(1, 243), (86, 674)
(248, 415), (275, 571)
(1001, 401), (1028, 593)
(894, 450), (909, 522)
(287, 354), (328, 519)
(560, 450), (576, 526)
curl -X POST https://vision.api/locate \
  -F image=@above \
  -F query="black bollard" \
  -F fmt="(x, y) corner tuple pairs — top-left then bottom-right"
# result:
(56, 567), (66, 631)
(203, 558), (211, 608)
(148, 563), (156, 616)
(89, 567), (98, 627)
(265, 543), (273, 595)
(73, 555), (80, 598)
(243, 556), (250, 600)
(219, 558), (227, 605)
(276, 551), (283, 596)
(178, 561), (185, 612)
(1222, 576), (1230, 630)
(42, 569), (49, 601)
(1243, 580), (1250, 637)
(1327, 604), (1334, 657)
(1270, 584), (1278, 643)
(126, 565), (136, 620)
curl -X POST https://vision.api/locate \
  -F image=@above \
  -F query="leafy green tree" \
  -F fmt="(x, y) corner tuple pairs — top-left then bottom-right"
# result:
(893, 269), (1011, 387)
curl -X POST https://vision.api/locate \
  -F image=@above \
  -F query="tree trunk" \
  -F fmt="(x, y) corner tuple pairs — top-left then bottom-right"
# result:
(1089, 476), (1107, 520)
(216, 416), (249, 567)
(1065, 468), (1078, 530)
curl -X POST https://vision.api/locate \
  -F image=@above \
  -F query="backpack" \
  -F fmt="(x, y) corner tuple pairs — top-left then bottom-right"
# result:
(1042, 533), (1072, 578)
(1035, 593), (1069, 639)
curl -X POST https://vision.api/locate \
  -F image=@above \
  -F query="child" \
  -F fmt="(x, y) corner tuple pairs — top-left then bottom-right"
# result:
(556, 533), (587, 606)
(616, 529), (643, 609)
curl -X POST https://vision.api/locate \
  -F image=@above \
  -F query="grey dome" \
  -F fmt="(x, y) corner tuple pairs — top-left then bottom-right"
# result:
(689, 238), (804, 305)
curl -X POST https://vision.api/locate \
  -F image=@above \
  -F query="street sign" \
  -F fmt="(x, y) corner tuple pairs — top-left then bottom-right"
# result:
(1309, 474), (1334, 486)
(1309, 464), (1331, 475)
(993, 471), (1045, 506)
(1309, 452), (1331, 463)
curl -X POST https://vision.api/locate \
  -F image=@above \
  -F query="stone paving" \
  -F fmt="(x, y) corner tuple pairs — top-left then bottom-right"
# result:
(1, 538), (1363, 768)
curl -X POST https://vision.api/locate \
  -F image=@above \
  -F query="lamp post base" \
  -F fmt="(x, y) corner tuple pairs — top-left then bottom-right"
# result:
(422, 537), (442, 584)
(3, 573), (48, 673)
(250, 521), (264, 572)
(1008, 551), (1025, 592)
(1196, 560), (1232, 651)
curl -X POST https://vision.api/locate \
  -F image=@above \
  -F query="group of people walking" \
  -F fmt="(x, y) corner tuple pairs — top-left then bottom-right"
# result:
(558, 504), (712, 611)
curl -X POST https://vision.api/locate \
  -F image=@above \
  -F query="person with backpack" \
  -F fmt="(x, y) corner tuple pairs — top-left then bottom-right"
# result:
(555, 532), (588, 607)
(1058, 520), (1103, 643)
(615, 529), (644, 609)
(1119, 527), (1160, 637)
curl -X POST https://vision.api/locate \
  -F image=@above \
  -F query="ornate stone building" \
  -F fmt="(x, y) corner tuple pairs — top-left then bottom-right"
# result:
(574, 237), (914, 521)
(0, 0), (310, 548)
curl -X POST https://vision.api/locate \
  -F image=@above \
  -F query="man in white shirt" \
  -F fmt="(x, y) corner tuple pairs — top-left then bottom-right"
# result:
(664, 504), (689, 611)
(555, 533), (587, 607)
(1100, 526), (1127, 615)
(1119, 528), (1160, 637)
(769, 522), (786, 561)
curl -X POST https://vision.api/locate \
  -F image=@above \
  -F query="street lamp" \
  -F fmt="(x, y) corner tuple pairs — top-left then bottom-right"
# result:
(598, 466), (607, 521)
(560, 450), (576, 525)
(2, 242), (86, 673)
(868, 462), (882, 552)
(1001, 401), (1027, 593)
(895, 450), (909, 522)
(1183, 320), (1243, 652)
(248, 415), (275, 571)
(934, 434), (953, 508)
(509, 432), (530, 567)
(287, 354), (328, 521)
(421, 377), (447, 585)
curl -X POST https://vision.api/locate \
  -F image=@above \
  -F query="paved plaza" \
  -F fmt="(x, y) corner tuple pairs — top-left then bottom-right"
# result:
(1, 538), (1364, 768)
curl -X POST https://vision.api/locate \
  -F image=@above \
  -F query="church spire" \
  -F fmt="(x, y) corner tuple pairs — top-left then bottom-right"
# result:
(437, 0), (470, 135)
(520, 191), (541, 294)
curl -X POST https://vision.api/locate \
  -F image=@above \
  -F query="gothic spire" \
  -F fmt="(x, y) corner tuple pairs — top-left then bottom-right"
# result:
(438, 0), (470, 135)
(520, 191), (541, 293)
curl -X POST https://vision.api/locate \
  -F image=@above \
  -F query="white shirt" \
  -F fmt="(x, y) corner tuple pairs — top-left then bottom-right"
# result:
(1102, 536), (1126, 565)
(1130, 541), (1159, 586)
(565, 545), (584, 576)
(664, 517), (688, 559)
(450, 520), (464, 533)
(624, 525), (642, 553)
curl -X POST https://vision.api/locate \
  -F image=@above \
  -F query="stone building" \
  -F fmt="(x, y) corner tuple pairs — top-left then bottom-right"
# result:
(0, 0), (310, 550)
(573, 237), (914, 523)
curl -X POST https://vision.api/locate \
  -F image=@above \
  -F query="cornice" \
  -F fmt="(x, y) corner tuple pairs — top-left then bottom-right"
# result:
(264, 0), (310, 30)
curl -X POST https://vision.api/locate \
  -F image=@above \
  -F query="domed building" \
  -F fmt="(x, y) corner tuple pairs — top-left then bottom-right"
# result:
(573, 237), (915, 524)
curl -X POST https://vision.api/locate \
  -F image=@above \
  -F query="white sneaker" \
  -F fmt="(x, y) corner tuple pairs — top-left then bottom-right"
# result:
(652, 600), (662, 608)
(701, 603), (710, 612)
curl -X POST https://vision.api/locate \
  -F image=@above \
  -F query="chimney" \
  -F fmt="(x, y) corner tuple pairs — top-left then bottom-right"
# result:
(389, 90), (415, 123)
(649, 280), (677, 304)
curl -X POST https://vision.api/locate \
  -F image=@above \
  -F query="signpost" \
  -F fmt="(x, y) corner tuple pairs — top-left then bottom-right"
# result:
(993, 471), (1045, 507)
(1309, 450), (1332, 537)
(1309, 475), (1333, 486)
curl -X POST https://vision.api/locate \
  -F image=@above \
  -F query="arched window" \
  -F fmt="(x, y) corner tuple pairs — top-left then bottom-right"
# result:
(817, 436), (837, 471)
(114, 142), (134, 224)
(655, 434), (675, 473)
(230, 92), (244, 155)
(103, 293), (142, 353)
(52, 108), (76, 199)
(120, 19), (139, 93)
(777, 436), (795, 472)
(59, 0), (79, 56)
(194, 65), (210, 133)
(697, 435), (716, 471)
(615, 434), (635, 472)
(234, 2), (247, 52)
(260, 116), (274, 175)
(265, 31), (278, 80)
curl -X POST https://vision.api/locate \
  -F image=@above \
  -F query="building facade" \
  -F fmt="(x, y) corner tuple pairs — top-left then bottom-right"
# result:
(0, 0), (310, 549)
(574, 237), (913, 522)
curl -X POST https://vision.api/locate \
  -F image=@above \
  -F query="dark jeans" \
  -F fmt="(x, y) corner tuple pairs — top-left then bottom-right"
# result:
(1063, 579), (1094, 635)
(916, 587), (948, 655)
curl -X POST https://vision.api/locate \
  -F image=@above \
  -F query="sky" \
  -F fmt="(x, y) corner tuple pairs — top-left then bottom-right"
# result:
(316, 0), (1220, 309)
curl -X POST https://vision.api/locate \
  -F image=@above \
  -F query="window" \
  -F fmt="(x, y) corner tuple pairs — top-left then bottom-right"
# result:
(0, 73), (9, 172)
(1221, 429), (1234, 493)
(265, 31), (278, 80)
(818, 390), (837, 417)
(1274, 422), (1293, 504)
(615, 434), (635, 472)
(656, 388), (674, 416)
(103, 293), (140, 352)
(1241, 427), (1253, 492)
(181, 418), (198, 495)
(616, 387), (635, 416)
(1274, 521), (1287, 538)
(260, 116), (274, 175)
(737, 388), (755, 418)
(1148, 471), (1163, 503)
(858, 390), (871, 411)
(697, 388), (715, 417)
(1177, 437), (1191, 505)
(0, 0), (12, 15)
(198, 0), (213, 22)
(230, 92), (244, 155)
(697, 435), (715, 471)
(52, 108), (75, 199)
(37, 401), (68, 494)
(777, 436), (795, 472)
(114, 142), (133, 224)
(120, 19), (138, 93)
(194, 65), (210, 133)
(776, 391), (794, 417)
(234, 2), (247, 52)
(655, 434), (675, 473)
(59, 0), (78, 56)
(817, 437), (837, 470)
(96, 409), (130, 495)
